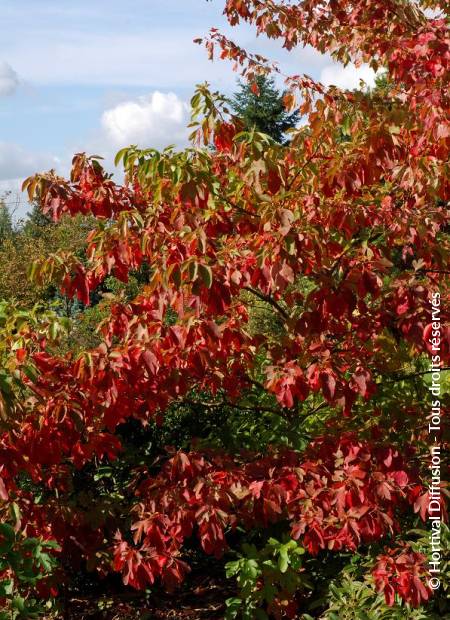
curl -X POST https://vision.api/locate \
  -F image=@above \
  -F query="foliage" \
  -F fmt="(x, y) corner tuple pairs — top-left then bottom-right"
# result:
(0, 300), (70, 423)
(0, 0), (449, 617)
(225, 537), (306, 620)
(319, 575), (439, 620)
(0, 236), (51, 309)
(0, 200), (14, 245)
(0, 206), (92, 311)
(231, 75), (300, 143)
(0, 520), (59, 620)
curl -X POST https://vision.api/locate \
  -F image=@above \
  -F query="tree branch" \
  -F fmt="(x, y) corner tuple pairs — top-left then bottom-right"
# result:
(386, 367), (450, 383)
(419, 269), (450, 275)
(287, 143), (322, 190)
(243, 286), (290, 321)
(305, 401), (327, 417)
(221, 195), (259, 218)
(246, 376), (266, 390)
(180, 397), (282, 417)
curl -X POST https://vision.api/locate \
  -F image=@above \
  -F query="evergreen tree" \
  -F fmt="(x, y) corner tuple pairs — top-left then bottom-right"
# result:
(231, 75), (300, 143)
(0, 198), (14, 244)
(23, 201), (53, 237)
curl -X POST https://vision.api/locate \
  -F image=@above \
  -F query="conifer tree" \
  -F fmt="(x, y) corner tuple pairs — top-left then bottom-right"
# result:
(231, 75), (299, 143)
(0, 198), (14, 244)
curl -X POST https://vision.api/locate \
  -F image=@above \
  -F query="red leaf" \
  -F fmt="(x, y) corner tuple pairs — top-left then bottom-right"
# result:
(142, 350), (159, 375)
(0, 476), (8, 501)
(320, 371), (336, 401)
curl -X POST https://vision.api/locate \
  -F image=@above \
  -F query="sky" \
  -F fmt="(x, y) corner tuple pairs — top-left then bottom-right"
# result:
(0, 0), (377, 217)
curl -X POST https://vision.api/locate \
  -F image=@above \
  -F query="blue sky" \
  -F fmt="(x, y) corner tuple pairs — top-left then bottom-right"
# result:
(0, 0), (375, 215)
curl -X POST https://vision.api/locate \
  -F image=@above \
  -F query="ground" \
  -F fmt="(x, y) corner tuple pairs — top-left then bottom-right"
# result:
(57, 563), (234, 619)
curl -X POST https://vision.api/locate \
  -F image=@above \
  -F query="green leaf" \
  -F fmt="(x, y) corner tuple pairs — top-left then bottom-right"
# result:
(188, 261), (198, 281)
(225, 597), (242, 619)
(225, 561), (240, 578)
(198, 263), (213, 288)
(171, 264), (182, 288)
(278, 548), (289, 573)
(0, 578), (13, 597)
(21, 364), (38, 383)
(11, 596), (26, 612)
(0, 523), (15, 543)
(341, 116), (351, 136)
(114, 148), (130, 167)
(49, 321), (58, 341)
(9, 503), (21, 528)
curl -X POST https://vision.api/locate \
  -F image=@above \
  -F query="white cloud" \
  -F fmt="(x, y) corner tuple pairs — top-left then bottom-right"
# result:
(0, 61), (19, 96)
(101, 91), (190, 150)
(320, 63), (376, 90)
(0, 142), (58, 181)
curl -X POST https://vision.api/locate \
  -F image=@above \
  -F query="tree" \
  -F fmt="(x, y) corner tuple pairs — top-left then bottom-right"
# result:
(0, 198), (14, 245)
(1, 1), (449, 618)
(231, 75), (300, 142)
(0, 203), (95, 312)
(22, 201), (53, 237)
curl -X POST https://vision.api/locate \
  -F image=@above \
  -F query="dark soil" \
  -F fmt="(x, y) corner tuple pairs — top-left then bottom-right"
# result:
(56, 566), (234, 619)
